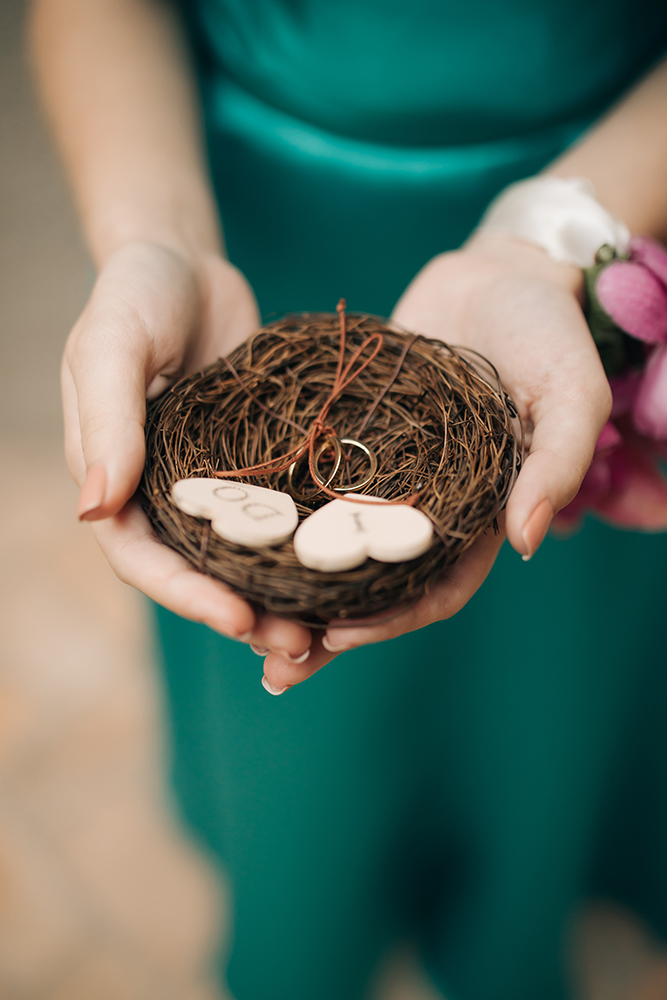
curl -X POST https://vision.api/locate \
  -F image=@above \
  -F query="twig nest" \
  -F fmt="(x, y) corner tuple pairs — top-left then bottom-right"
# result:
(141, 313), (521, 625)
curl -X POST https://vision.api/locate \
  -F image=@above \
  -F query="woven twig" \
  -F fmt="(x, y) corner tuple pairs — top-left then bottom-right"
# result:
(141, 313), (522, 625)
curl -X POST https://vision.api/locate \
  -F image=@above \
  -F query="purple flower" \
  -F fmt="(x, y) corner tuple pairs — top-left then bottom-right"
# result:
(609, 370), (641, 418)
(555, 237), (667, 530)
(594, 237), (667, 441)
(596, 256), (667, 344)
(554, 423), (667, 531)
(629, 235), (667, 287)
(594, 435), (667, 530)
(554, 420), (619, 528)
(633, 343), (667, 439)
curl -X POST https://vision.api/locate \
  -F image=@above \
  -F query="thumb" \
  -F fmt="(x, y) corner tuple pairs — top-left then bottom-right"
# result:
(62, 243), (201, 521)
(63, 311), (150, 521)
(506, 377), (612, 558)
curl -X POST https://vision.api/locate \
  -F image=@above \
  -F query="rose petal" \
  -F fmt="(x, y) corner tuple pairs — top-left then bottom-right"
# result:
(554, 452), (612, 528)
(629, 236), (667, 289)
(595, 441), (667, 529)
(609, 370), (642, 418)
(554, 429), (667, 531)
(633, 343), (667, 439)
(596, 420), (622, 452)
(596, 260), (667, 343)
(550, 504), (585, 531)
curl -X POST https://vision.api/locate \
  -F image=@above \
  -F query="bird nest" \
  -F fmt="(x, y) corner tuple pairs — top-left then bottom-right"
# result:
(141, 310), (522, 626)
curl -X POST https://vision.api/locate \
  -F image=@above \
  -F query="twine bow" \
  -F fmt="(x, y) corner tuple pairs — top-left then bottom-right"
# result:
(214, 300), (419, 504)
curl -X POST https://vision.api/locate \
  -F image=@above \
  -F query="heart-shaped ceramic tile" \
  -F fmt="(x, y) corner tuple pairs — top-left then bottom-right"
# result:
(293, 494), (433, 572)
(171, 478), (298, 547)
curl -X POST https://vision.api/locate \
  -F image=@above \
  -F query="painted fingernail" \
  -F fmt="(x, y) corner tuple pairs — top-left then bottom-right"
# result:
(282, 648), (310, 665)
(261, 676), (289, 696)
(77, 465), (107, 520)
(322, 635), (351, 653)
(251, 644), (269, 656)
(521, 498), (553, 561)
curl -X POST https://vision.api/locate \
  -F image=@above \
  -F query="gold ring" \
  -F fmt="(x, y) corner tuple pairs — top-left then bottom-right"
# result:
(315, 437), (378, 493)
(286, 436), (343, 502)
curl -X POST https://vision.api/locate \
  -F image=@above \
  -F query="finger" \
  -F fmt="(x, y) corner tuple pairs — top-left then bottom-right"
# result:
(506, 364), (612, 558)
(246, 613), (312, 663)
(322, 525), (504, 651)
(261, 634), (336, 694)
(62, 356), (86, 483)
(90, 500), (255, 639)
(260, 526), (504, 693)
(65, 322), (148, 520)
(66, 245), (200, 520)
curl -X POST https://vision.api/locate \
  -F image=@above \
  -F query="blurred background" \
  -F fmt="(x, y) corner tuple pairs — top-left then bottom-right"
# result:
(0, 0), (228, 995)
(3, 1), (667, 998)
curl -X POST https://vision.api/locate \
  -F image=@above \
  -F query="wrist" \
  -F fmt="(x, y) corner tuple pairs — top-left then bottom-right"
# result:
(83, 178), (223, 270)
(464, 230), (584, 300)
(475, 175), (630, 271)
(90, 224), (222, 274)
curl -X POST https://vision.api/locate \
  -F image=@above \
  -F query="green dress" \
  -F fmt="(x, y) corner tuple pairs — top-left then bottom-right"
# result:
(159, 3), (667, 998)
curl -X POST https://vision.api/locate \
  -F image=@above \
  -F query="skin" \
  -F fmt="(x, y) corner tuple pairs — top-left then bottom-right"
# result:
(30, 0), (667, 692)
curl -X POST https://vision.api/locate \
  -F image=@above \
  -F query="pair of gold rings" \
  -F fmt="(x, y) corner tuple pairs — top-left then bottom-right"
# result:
(287, 436), (378, 502)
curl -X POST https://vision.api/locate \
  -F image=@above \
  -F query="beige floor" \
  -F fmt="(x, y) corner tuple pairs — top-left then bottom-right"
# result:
(0, 2), (226, 996)
(3, 2), (667, 998)
(0, 442), (227, 1000)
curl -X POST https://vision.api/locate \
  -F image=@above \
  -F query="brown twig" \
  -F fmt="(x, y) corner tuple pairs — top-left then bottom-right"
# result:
(141, 311), (521, 625)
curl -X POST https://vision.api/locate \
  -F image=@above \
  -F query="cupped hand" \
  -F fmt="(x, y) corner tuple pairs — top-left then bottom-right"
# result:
(64, 240), (313, 661)
(261, 233), (611, 692)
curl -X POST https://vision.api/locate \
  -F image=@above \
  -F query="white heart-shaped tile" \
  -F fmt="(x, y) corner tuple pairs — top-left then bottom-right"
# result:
(171, 478), (298, 547)
(293, 494), (433, 572)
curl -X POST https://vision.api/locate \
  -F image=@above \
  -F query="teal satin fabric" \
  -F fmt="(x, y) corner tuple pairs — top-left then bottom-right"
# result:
(194, 0), (667, 146)
(203, 77), (589, 316)
(157, 523), (667, 1000)
(156, 4), (667, 998)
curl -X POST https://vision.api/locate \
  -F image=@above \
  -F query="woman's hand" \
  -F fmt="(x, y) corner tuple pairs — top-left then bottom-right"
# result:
(260, 233), (611, 692)
(65, 240), (313, 661)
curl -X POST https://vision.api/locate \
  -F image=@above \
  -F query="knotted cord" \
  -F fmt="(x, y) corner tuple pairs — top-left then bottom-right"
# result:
(214, 299), (418, 503)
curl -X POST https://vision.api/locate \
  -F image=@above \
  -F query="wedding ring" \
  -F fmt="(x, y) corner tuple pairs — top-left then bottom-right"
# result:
(315, 437), (378, 493)
(287, 436), (343, 502)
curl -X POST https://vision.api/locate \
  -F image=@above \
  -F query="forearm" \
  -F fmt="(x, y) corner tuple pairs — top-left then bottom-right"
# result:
(30, 0), (221, 266)
(550, 56), (667, 239)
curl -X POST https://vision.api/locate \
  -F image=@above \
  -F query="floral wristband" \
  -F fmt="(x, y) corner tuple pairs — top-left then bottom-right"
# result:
(477, 175), (630, 268)
(557, 235), (667, 531)
(478, 175), (667, 530)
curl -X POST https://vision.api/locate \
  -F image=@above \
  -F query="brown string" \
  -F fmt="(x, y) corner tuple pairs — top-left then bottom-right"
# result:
(212, 299), (417, 503)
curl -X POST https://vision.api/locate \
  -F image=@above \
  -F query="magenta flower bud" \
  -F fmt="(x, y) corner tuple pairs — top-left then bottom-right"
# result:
(609, 370), (641, 418)
(633, 343), (667, 440)
(554, 430), (617, 528)
(596, 439), (667, 529)
(595, 420), (622, 452)
(629, 236), (667, 288)
(596, 260), (667, 344)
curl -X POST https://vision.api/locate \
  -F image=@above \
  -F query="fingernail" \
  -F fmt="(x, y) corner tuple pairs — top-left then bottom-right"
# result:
(322, 635), (351, 653)
(77, 465), (107, 520)
(521, 498), (553, 561)
(251, 644), (269, 656)
(238, 632), (253, 643)
(281, 648), (310, 665)
(261, 676), (289, 696)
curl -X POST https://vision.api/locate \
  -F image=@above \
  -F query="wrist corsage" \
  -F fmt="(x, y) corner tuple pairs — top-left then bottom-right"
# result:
(557, 236), (667, 530)
(479, 174), (667, 531)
